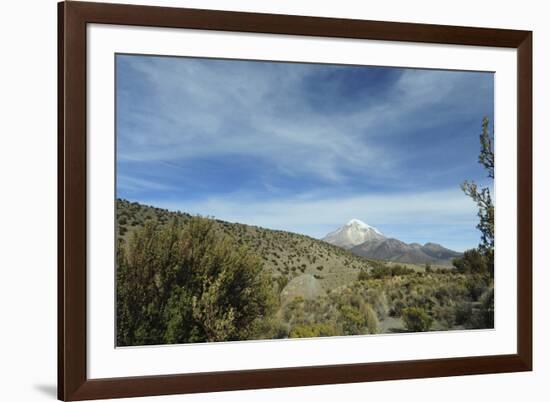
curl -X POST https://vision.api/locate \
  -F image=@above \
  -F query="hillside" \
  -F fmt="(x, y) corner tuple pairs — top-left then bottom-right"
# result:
(116, 199), (374, 292)
(116, 199), (493, 344)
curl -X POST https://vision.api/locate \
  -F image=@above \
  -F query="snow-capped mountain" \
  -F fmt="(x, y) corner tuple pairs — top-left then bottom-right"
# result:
(322, 219), (386, 249)
(322, 219), (462, 266)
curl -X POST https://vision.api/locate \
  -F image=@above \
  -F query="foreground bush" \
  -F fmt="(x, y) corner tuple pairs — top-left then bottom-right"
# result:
(117, 217), (276, 346)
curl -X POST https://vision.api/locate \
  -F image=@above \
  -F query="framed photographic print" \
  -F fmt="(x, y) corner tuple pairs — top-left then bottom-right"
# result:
(58, 1), (532, 400)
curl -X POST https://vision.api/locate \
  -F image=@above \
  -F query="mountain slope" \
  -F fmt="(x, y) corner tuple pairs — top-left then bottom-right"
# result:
(421, 242), (462, 260)
(116, 199), (374, 292)
(350, 238), (461, 266)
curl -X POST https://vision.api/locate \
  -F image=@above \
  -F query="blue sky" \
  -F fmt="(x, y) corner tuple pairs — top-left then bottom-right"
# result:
(116, 54), (494, 251)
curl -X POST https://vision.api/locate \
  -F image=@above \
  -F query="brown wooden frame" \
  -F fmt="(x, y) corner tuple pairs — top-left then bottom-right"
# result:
(58, 1), (532, 400)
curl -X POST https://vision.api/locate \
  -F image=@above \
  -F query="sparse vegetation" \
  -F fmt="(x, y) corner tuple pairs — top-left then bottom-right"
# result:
(116, 196), (494, 345)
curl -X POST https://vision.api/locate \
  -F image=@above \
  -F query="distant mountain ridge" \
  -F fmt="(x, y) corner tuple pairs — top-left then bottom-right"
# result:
(323, 220), (461, 266)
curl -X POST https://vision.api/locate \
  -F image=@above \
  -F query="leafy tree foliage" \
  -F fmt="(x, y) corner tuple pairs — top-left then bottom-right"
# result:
(449, 117), (495, 330)
(460, 116), (495, 275)
(452, 249), (489, 275)
(117, 217), (276, 346)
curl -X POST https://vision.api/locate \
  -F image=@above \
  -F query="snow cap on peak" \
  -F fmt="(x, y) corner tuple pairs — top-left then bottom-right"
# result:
(322, 218), (385, 248)
(347, 218), (369, 227)
(346, 218), (383, 235)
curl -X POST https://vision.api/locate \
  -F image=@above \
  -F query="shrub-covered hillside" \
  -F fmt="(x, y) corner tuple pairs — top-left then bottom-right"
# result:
(116, 199), (494, 346)
(116, 199), (374, 292)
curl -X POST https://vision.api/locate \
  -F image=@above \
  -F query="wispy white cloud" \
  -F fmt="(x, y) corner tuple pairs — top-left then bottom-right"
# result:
(117, 56), (492, 250)
(142, 187), (478, 247)
(117, 175), (174, 193)
(118, 57), (491, 188)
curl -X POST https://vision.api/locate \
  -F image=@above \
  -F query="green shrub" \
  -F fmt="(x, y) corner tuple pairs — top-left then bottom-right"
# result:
(465, 275), (489, 300)
(358, 270), (369, 281)
(401, 307), (433, 332)
(117, 217), (276, 346)
(248, 317), (289, 340)
(368, 264), (415, 279)
(289, 323), (338, 338)
(336, 300), (379, 335)
(471, 287), (494, 328)
(338, 305), (366, 335)
(452, 249), (489, 275)
(391, 265), (414, 276)
(433, 305), (456, 329)
(454, 302), (473, 326)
